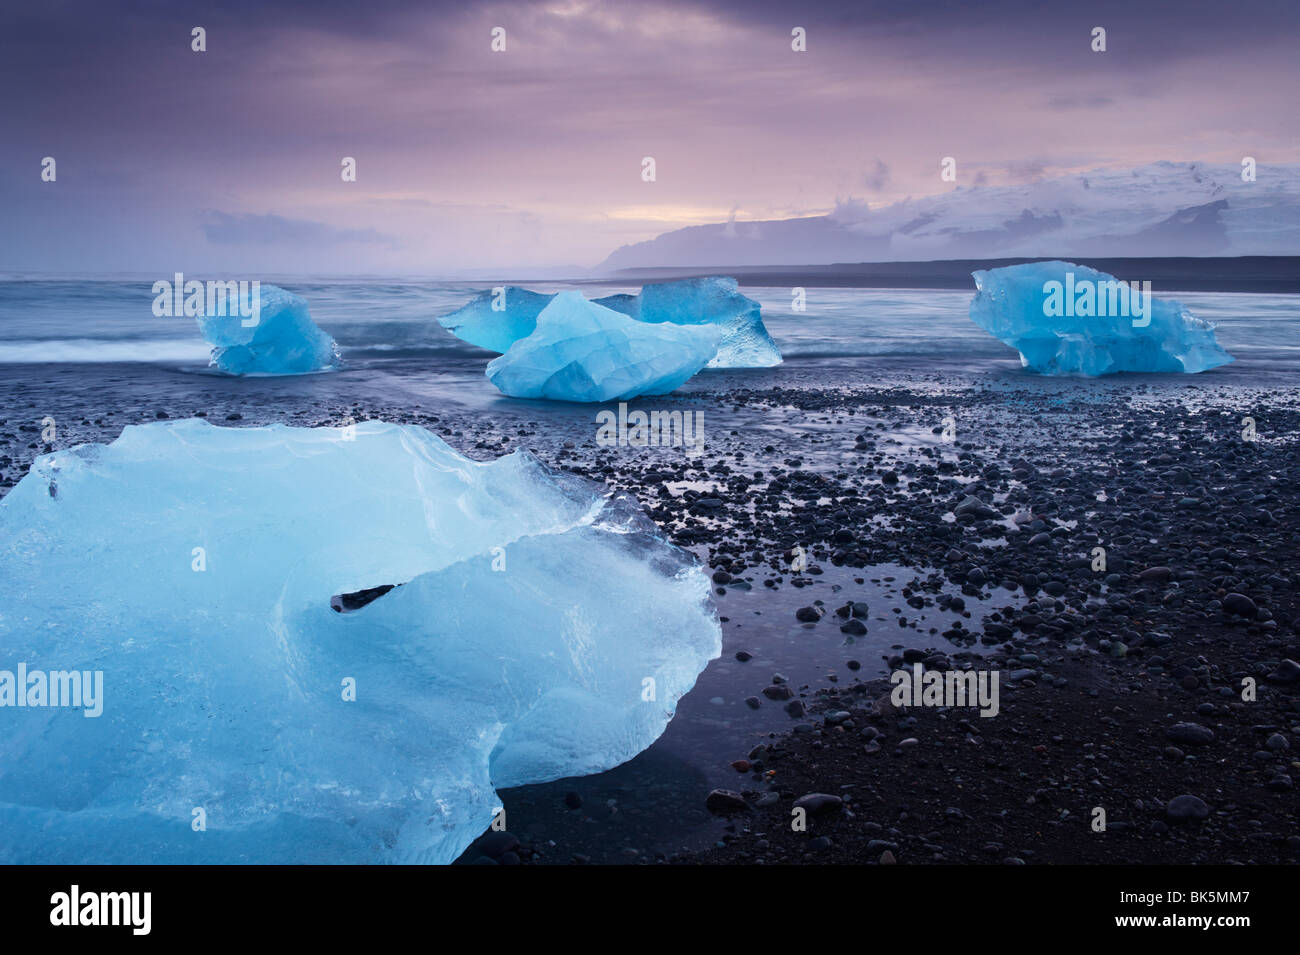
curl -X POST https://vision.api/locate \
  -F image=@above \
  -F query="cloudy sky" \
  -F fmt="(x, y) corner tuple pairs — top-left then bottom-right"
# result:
(3, 0), (1298, 275)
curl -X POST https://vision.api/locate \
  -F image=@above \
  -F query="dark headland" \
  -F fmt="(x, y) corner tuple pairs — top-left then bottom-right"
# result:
(596, 256), (1300, 293)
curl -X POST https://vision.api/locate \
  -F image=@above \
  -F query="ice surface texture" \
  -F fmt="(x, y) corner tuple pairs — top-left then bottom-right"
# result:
(969, 261), (1234, 375)
(195, 284), (340, 375)
(486, 291), (722, 402)
(0, 420), (720, 863)
(439, 277), (781, 369)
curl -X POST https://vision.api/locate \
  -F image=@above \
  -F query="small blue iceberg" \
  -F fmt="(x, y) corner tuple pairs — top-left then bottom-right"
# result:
(486, 291), (721, 402)
(969, 261), (1233, 375)
(194, 283), (340, 375)
(441, 275), (782, 370)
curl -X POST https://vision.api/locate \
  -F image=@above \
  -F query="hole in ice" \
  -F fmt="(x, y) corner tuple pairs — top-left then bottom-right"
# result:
(330, 583), (398, 613)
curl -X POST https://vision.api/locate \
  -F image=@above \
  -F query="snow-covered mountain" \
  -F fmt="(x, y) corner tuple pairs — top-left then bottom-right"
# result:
(597, 162), (1300, 271)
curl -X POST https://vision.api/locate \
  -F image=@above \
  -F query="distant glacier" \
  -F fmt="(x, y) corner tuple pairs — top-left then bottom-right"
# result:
(598, 162), (1300, 270)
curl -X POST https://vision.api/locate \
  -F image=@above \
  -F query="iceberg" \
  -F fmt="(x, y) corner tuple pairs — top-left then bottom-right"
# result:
(439, 277), (781, 369)
(195, 283), (340, 375)
(486, 291), (722, 402)
(0, 419), (720, 864)
(595, 277), (782, 368)
(968, 261), (1234, 375)
(436, 286), (555, 354)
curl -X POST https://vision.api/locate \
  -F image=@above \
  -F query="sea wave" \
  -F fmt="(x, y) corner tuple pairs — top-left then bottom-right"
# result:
(778, 341), (1010, 360)
(0, 338), (212, 364)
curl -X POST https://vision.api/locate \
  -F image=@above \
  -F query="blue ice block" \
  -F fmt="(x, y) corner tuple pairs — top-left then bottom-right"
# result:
(968, 261), (1233, 375)
(194, 284), (339, 375)
(485, 291), (722, 401)
(0, 419), (720, 863)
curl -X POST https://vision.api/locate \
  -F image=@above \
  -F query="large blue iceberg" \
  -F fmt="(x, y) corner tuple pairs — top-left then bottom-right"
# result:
(485, 291), (722, 402)
(195, 283), (340, 375)
(969, 261), (1233, 375)
(0, 419), (720, 863)
(439, 276), (781, 369)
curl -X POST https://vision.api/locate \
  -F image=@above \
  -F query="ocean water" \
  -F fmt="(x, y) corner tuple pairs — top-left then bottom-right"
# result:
(1, 278), (1296, 384)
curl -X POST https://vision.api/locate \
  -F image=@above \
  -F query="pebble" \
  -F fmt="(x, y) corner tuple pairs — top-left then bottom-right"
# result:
(1165, 794), (1210, 823)
(705, 789), (750, 814)
(1221, 593), (1258, 618)
(1269, 659), (1300, 684)
(793, 793), (843, 815)
(475, 831), (520, 858)
(1166, 722), (1215, 746)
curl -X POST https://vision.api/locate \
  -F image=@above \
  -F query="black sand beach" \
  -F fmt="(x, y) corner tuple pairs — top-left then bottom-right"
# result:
(3, 358), (1296, 865)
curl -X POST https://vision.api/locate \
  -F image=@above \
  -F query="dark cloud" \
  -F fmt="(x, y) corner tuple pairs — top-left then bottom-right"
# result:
(862, 159), (891, 192)
(688, 0), (1300, 55)
(1046, 94), (1115, 110)
(201, 212), (397, 247)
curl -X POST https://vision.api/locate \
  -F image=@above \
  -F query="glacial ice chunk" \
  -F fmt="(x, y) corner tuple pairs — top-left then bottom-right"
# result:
(486, 291), (722, 402)
(436, 286), (555, 354)
(0, 419), (719, 864)
(439, 277), (781, 369)
(968, 261), (1233, 375)
(595, 276), (782, 368)
(195, 283), (340, 375)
